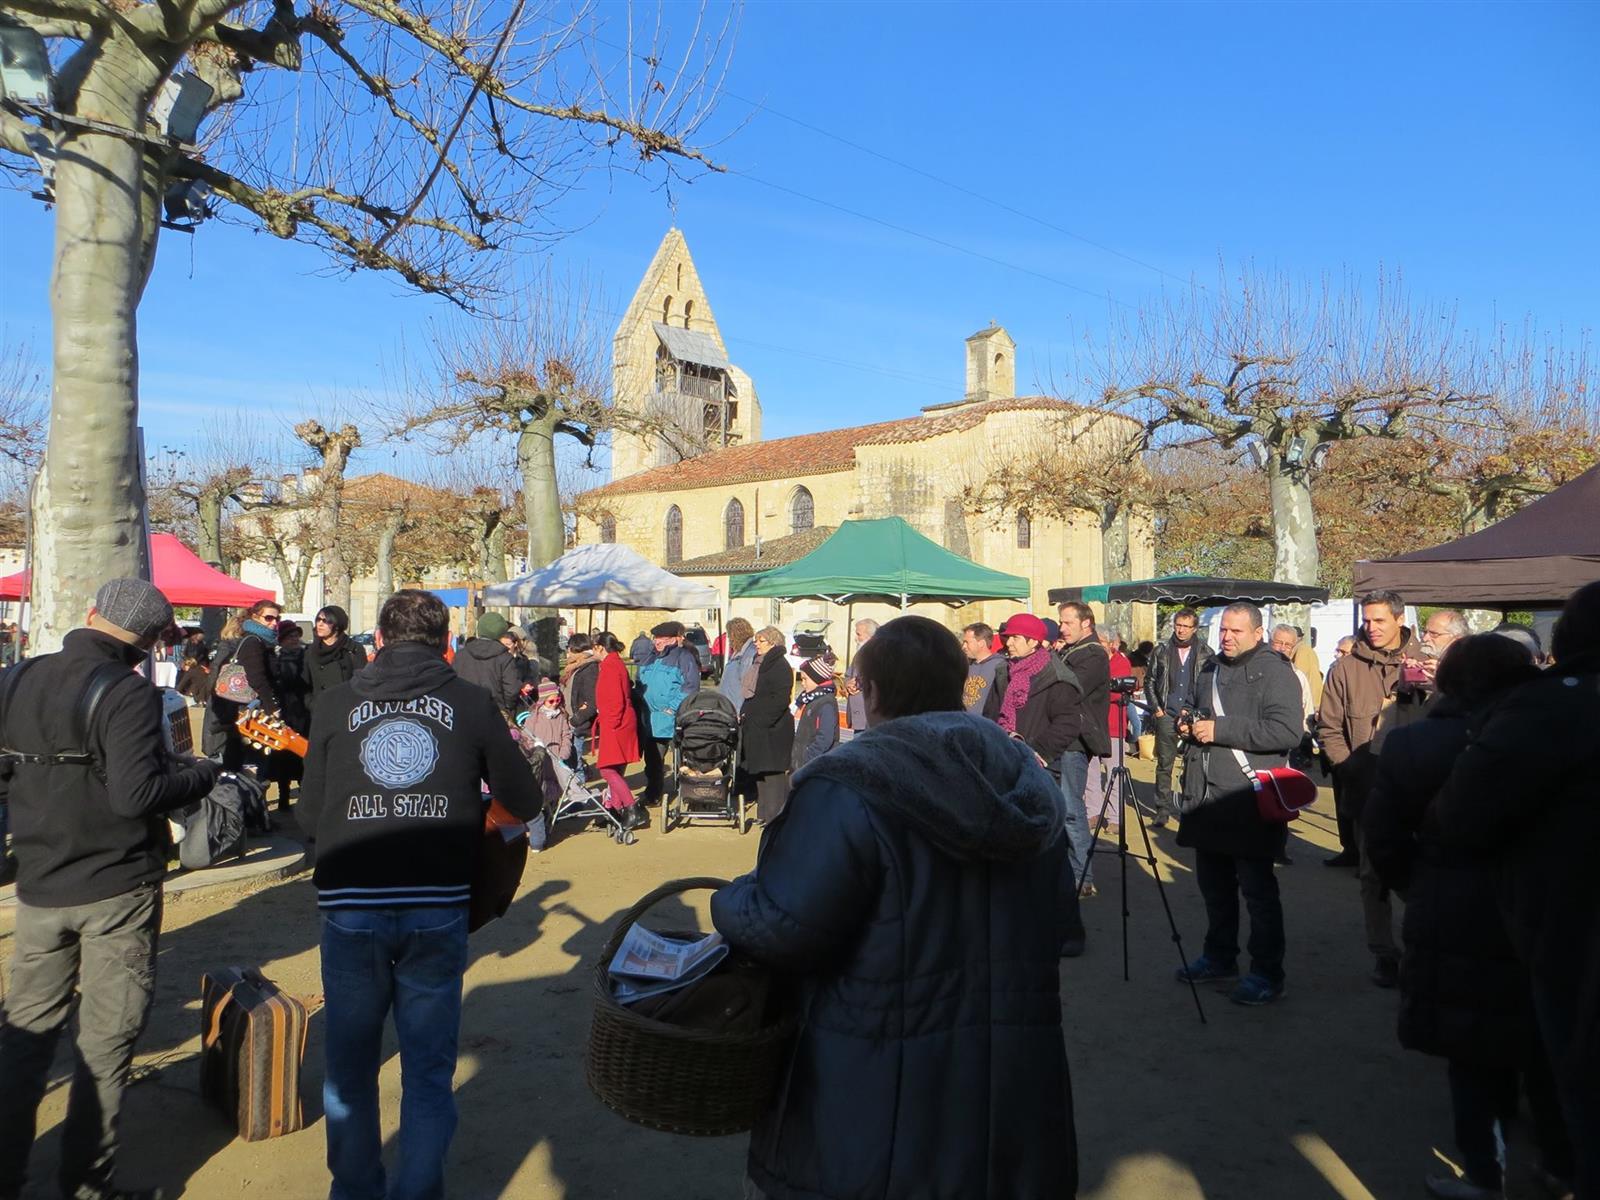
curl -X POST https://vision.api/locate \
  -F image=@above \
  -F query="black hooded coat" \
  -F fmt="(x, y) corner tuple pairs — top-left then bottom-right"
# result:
(712, 711), (1076, 1200)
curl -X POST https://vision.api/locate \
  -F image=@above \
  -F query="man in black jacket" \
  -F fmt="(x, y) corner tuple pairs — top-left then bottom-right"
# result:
(0, 578), (219, 1200)
(1173, 602), (1303, 1007)
(452, 611), (525, 719)
(1057, 602), (1111, 888)
(298, 590), (539, 1200)
(1143, 608), (1214, 827)
(1434, 582), (1600, 1199)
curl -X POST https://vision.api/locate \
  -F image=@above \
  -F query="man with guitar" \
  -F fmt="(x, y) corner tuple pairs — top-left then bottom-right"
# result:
(297, 589), (538, 1199)
(0, 578), (219, 1200)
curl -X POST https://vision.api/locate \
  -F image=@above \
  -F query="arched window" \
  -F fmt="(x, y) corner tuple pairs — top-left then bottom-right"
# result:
(664, 505), (683, 564)
(598, 514), (617, 544)
(724, 498), (745, 550)
(683, 299), (695, 329)
(662, 295), (674, 323)
(789, 487), (814, 534)
(1016, 511), (1032, 549)
(995, 351), (1006, 369)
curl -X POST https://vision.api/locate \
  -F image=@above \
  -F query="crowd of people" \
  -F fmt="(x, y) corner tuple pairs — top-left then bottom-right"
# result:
(0, 575), (1596, 1199)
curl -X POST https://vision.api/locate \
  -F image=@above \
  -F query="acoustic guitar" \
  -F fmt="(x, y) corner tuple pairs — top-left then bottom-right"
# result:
(236, 712), (309, 758)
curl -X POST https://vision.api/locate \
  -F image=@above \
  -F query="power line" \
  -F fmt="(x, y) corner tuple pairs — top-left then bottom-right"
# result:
(714, 85), (1198, 292)
(729, 169), (1134, 309)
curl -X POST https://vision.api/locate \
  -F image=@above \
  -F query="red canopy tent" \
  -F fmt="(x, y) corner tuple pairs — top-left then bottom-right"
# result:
(0, 534), (277, 607)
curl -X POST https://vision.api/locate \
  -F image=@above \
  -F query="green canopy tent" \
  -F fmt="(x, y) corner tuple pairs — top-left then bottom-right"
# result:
(730, 517), (1029, 666)
(1048, 573), (1329, 609)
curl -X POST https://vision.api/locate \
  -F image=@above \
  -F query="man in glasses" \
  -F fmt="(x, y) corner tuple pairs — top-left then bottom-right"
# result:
(1144, 609), (1213, 828)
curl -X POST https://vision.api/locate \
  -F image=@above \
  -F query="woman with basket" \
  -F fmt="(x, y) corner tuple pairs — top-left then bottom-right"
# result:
(711, 615), (1078, 1199)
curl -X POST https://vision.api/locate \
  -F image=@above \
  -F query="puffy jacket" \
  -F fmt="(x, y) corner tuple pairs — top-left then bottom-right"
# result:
(1365, 695), (1538, 1067)
(0, 629), (218, 906)
(712, 712), (1075, 1200)
(1144, 637), (1215, 715)
(791, 689), (839, 770)
(1433, 655), (1600, 1070)
(1176, 643), (1303, 860)
(739, 646), (794, 775)
(452, 637), (523, 718)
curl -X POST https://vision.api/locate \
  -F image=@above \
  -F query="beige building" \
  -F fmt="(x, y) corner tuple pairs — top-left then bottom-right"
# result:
(576, 233), (1155, 644)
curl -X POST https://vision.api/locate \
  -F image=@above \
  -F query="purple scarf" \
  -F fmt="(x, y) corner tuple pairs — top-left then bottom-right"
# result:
(997, 646), (1049, 733)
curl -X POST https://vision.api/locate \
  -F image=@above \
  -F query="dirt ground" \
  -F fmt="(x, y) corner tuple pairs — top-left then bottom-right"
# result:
(3, 757), (1537, 1200)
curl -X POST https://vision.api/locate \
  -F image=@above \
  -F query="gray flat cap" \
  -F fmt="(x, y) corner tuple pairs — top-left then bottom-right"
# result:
(94, 577), (173, 642)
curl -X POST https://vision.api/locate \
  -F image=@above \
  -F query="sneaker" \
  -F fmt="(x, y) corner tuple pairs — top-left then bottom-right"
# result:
(1323, 850), (1360, 868)
(1423, 1171), (1503, 1199)
(1228, 974), (1285, 1006)
(1175, 955), (1239, 985)
(1371, 956), (1400, 989)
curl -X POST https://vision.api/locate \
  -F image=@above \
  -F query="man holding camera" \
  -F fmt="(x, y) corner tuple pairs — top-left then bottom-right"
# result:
(1317, 590), (1424, 988)
(1056, 603), (1112, 888)
(1144, 608), (1212, 828)
(1173, 603), (1304, 1006)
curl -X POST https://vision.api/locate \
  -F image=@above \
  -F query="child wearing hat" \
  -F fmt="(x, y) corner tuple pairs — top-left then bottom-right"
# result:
(519, 679), (574, 767)
(791, 653), (840, 770)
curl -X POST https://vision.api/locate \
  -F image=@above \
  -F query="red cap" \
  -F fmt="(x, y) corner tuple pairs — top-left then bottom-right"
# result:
(998, 613), (1048, 641)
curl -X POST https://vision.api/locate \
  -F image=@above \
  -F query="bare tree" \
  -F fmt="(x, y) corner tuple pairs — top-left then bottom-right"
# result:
(227, 494), (317, 610)
(146, 416), (281, 565)
(1099, 267), (1506, 591)
(294, 418), (362, 609)
(2, 2), (734, 650)
(0, 336), (47, 469)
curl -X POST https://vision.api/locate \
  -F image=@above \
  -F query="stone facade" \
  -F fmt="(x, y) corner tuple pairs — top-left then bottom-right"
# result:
(578, 241), (1156, 642)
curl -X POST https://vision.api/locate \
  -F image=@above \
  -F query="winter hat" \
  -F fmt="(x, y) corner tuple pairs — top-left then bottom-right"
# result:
(93, 578), (174, 643)
(998, 613), (1047, 642)
(799, 655), (835, 685)
(537, 679), (562, 704)
(1041, 618), (1062, 644)
(477, 612), (510, 640)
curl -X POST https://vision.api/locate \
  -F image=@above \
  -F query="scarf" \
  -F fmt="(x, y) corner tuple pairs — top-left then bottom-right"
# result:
(997, 646), (1049, 733)
(793, 681), (836, 714)
(310, 633), (349, 665)
(743, 646), (774, 700)
(243, 618), (279, 647)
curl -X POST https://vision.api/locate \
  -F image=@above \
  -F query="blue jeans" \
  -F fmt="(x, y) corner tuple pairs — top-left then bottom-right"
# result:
(320, 906), (469, 1200)
(1058, 751), (1095, 889)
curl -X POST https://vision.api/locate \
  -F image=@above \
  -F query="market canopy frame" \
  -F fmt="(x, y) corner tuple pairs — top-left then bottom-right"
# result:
(1352, 465), (1600, 606)
(729, 517), (1030, 608)
(1048, 573), (1329, 609)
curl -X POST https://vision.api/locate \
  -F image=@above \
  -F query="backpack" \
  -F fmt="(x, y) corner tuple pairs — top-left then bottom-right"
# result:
(0, 656), (131, 781)
(178, 772), (255, 868)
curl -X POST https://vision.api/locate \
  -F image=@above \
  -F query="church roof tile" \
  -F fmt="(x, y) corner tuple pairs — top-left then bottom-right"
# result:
(585, 395), (1120, 499)
(673, 525), (837, 575)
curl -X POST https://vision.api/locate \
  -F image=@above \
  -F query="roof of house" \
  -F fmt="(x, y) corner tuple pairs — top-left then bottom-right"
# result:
(673, 525), (837, 576)
(583, 394), (1130, 500)
(343, 472), (453, 506)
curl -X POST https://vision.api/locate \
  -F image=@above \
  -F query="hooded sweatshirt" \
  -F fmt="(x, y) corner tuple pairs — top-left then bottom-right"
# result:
(298, 639), (540, 910)
(711, 710), (1074, 1200)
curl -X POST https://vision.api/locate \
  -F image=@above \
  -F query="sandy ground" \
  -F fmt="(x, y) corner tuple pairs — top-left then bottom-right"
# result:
(2, 757), (1538, 1200)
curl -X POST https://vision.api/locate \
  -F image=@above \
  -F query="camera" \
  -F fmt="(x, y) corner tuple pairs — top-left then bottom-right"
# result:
(1109, 675), (1139, 695)
(1176, 706), (1209, 739)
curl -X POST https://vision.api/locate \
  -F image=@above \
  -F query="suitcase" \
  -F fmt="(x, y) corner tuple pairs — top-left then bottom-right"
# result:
(199, 967), (310, 1141)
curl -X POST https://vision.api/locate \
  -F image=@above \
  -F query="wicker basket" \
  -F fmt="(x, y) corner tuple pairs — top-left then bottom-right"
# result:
(585, 876), (795, 1136)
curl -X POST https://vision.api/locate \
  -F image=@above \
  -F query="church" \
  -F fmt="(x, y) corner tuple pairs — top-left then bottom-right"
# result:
(574, 230), (1154, 639)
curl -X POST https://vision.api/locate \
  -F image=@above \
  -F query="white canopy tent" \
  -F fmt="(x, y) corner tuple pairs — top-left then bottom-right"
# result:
(484, 543), (721, 612)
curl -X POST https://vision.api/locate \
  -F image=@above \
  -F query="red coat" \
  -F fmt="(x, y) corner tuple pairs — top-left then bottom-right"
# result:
(1107, 651), (1134, 739)
(594, 651), (640, 768)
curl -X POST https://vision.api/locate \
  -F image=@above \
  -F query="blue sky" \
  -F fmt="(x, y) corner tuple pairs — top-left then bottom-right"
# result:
(2, 0), (1596, 480)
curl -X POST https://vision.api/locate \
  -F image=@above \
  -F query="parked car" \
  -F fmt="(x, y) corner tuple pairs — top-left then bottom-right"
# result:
(684, 624), (714, 678)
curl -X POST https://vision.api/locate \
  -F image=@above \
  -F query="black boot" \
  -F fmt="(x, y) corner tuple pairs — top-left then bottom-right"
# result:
(620, 805), (649, 831)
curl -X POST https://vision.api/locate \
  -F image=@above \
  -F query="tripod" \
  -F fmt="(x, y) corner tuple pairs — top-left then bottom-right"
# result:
(1075, 690), (1206, 1023)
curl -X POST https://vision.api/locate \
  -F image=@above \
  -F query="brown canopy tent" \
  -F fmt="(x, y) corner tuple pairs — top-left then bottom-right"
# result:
(1353, 464), (1600, 606)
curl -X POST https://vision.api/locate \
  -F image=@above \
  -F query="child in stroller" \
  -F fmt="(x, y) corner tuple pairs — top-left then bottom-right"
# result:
(516, 699), (639, 846)
(662, 689), (745, 833)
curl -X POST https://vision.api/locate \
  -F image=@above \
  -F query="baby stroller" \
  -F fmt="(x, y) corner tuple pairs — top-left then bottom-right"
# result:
(522, 734), (639, 847)
(662, 689), (745, 834)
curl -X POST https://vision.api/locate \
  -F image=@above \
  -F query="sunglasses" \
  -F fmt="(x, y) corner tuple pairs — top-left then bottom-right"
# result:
(262, 615), (281, 623)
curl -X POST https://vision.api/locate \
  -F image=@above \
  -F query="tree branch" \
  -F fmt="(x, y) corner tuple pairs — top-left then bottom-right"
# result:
(0, 110), (38, 159)
(0, 0), (112, 28)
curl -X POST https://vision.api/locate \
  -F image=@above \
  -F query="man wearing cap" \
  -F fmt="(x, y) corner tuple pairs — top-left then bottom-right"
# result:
(452, 611), (525, 721)
(647, 621), (701, 695)
(0, 579), (220, 1200)
(637, 622), (701, 807)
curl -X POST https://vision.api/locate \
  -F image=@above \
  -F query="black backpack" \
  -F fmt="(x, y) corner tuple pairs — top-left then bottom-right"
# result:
(0, 656), (131, 781)
(178, 772), (257, 869)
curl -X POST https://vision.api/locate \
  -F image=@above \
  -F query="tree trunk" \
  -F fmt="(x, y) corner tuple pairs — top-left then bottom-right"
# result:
(374, 508), (409, 600)
(270, 545), (311, 612)
(298, 423), (361, 612)
(197, 490), (226, 566)
(1100, 501), (1133, 639)
(1266, 453), (1318, 630)
(485, 522), (508, 584)
(30, 51), (166, 652)
(517, 412), (563, 663)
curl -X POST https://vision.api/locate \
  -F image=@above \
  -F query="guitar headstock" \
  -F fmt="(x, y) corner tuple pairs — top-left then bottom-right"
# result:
(235, 712), (309, 758)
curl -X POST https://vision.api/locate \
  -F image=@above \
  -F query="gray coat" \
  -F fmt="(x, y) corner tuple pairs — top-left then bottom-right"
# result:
(1175, 642), (1304, 860)
(719, 640), (757, 714)
(712, 712), (1075, 1200)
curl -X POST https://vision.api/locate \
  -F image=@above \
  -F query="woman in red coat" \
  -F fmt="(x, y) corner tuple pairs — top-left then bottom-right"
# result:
(592, 632), (647, 830)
